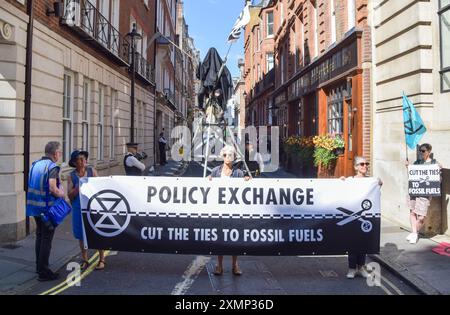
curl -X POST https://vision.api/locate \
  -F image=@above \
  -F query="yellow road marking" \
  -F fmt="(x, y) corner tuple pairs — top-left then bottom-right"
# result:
(39, 252), (99, 295)
(39, 251), (109, 296)
(48, 251), (110, 296)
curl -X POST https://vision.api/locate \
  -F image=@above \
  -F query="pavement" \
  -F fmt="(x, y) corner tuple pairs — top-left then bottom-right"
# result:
(1, 163), (449, 295)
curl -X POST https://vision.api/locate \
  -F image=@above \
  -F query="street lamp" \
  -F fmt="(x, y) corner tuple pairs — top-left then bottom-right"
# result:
(126, 23), (142, 143)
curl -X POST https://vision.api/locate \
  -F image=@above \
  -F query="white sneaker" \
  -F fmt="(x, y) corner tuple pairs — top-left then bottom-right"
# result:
(346, 269), (357, 279)
(409, 233), (419, 244)
(357, 267), (369, 278)
(406, 233), (415, 241)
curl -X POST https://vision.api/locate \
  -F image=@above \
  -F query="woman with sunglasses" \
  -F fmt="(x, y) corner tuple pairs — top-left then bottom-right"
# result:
(405, 144), (442, 244)
(208, 145), (250, 276)
(341, 156), (383, 279)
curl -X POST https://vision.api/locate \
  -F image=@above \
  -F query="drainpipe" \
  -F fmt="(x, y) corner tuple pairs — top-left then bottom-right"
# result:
(153, 0), (158, 169)
(24, 0), (34, 236)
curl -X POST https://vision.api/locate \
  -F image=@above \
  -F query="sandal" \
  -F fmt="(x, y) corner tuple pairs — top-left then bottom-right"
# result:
(95, 260), (106, 271)
(232, 265), (242, 276)
(80, 260), (90, 271)
(213, 265), (223, 276)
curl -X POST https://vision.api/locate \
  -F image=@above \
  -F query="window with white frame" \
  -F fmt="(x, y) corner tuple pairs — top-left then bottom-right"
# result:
(327, 86), (344, 136)
(280, 1), (284, 24)
(300, 19), (305, 66)
(293, 26), (297, 73)
(330, 0), (336, 44)
(348, 0), (356, 31)
(97, 86), (104, 161)
(266, 53), (274, 72)
(82, 81), (90, 151)
(266, 11), (274, 37)
(63, 73), (73, 163)
(439, 0), (450, 92)
(314, 1), (319, 57)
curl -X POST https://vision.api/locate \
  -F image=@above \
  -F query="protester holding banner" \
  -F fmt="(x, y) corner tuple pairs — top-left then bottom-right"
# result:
(405, 143), (442, 244)
(67, 150), (106, 271)
(209, 145), (249, 276)
(341, 156), (382, 279)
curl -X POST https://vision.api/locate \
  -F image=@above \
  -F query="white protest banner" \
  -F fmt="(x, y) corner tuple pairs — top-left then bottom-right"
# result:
(80, 177), (381, 256)
(408, 164), (441, 197)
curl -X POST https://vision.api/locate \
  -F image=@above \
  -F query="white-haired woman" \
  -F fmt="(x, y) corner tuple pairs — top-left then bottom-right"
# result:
(341, 156), (383, 279)
(208, 145), (250, 276)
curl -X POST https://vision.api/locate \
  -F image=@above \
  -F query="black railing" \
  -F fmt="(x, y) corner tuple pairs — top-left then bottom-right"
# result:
(134, 53), (155, 85)
(62, 0), (130, 65)
(62, 0), (154, 85)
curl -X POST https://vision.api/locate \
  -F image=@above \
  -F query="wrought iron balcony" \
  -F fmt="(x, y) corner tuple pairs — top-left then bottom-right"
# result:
(62, 0), (155, 85)
(163, 89), (175, 106)
(61, 0), (130, 66)
(134, 53), (155, 85)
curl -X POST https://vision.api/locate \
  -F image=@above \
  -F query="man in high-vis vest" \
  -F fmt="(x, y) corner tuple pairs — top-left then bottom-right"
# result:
(26, 141), (65, 281)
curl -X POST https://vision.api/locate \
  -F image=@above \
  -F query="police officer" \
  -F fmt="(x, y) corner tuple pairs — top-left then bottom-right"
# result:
(124, 142), (146, 176)
(26, 141), (65, 281)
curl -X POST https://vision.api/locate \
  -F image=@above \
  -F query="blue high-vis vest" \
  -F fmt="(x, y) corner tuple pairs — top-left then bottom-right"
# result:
(26, 159), (59, 217)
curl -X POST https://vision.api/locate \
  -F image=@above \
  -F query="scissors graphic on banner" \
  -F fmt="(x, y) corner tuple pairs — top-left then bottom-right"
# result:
(336, 200), (373, 233)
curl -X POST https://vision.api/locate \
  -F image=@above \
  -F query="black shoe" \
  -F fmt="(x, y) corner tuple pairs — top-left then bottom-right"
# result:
(38, 270), (59, 281)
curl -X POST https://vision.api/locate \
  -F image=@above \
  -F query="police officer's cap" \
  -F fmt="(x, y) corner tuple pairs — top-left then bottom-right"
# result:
(126, 142), (139, 148)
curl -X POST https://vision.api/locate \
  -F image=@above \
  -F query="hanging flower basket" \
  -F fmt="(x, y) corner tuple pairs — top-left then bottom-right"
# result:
(312, 134), (345, 172)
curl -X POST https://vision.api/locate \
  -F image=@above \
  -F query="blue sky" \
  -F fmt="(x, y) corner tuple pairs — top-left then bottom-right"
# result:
(184, 0), (247, 78)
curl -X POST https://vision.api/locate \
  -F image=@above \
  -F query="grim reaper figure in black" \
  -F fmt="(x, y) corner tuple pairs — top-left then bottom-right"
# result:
(197, 47), (234, 124)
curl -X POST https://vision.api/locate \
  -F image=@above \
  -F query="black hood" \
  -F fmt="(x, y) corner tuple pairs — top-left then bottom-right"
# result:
(198, 47), (233, 108)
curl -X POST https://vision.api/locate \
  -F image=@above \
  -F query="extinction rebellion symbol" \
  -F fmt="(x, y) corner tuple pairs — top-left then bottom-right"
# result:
(87, 190), (131, 238)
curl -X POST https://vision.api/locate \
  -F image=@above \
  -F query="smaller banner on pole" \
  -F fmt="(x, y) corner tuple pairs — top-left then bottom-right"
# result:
(408, 164), (441, 197)
(403, 93), (427, 149)
(228, 1), (251, 43)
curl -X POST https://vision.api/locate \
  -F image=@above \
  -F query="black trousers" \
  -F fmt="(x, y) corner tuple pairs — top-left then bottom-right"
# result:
(348, 254), (366, 269)
(34, 216), (56, 275)
(159, 144), (167, 165)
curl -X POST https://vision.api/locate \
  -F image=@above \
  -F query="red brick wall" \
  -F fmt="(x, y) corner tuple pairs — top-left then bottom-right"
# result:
(120, 0), (156, 66)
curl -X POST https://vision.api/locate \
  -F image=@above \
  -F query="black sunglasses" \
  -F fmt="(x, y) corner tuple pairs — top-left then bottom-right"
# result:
(420, 149), (428, 153)
(358, 163), (370, 167)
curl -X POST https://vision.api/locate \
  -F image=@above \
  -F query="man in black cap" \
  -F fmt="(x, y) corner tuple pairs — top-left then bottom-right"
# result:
(124, 143), (146, 176)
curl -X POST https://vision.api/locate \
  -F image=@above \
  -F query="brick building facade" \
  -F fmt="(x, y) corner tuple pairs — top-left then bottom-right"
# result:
(244, 0), (372, 178)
